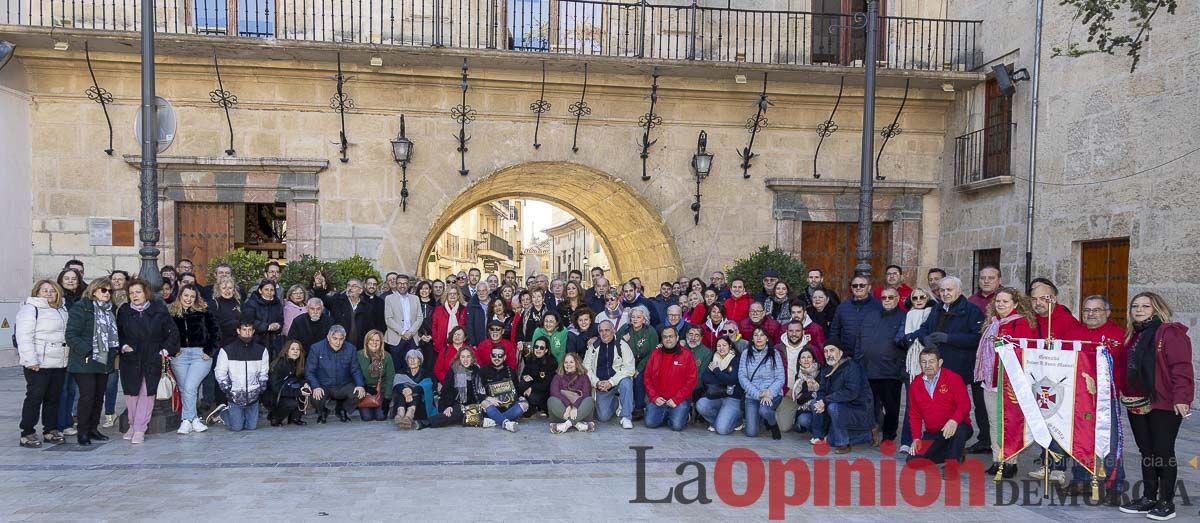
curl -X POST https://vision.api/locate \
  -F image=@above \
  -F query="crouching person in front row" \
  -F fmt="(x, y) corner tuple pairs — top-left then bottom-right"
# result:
(210, 321), (270, 431)
(906, 347), (973, 465)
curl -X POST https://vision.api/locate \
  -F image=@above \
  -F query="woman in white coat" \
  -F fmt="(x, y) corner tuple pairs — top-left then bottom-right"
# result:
(16, 279), (70, 448)
(897, 287), (934, 455)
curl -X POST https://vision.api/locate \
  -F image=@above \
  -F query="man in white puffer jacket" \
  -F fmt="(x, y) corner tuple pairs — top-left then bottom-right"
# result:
(209, 321), (270, 432)
(16, 280), (70, 448)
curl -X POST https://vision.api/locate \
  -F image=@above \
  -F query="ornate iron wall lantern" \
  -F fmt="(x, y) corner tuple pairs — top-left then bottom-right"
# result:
(390, 114), (415, 212)
(690, 130), (714, 225)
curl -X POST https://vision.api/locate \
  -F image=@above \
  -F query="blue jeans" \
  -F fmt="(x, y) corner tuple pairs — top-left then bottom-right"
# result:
(220, 402), (259, 431)
(632, 373), (647, 415)
(359, 406), (385, 421)
(798, 411), (827, 439)
(485, 400), (529, 425)
(57, 373), (77, 430)
(697, 397), (742, 435)
(595, 377), (634, 422)
(826, 402), (872, 447)
(645, 399), (691, 431)
(743, 395), (782, 437)
(899, 381), (914, 447)
(170, 347), (212, 421)
(104, 372), (119, 415)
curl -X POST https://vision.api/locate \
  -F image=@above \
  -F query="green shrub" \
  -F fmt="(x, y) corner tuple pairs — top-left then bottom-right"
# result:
(330, 255), (380, 287)
(281, 255), (336, 291)
(726, 245), (807, 296)
(206, 249), (271, 290)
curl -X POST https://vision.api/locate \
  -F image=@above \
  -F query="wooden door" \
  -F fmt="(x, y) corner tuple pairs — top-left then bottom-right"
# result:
(1080, 238), (1129, 326)
(176, 203), (236, 285)
(983, 76), (1013, 179)
(801, 221), (891, 295)
(812, 0), (885, 65)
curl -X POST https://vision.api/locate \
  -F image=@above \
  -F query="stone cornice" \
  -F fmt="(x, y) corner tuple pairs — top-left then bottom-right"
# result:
(764, 177), (939, 195)
(122, 155), (329, 174)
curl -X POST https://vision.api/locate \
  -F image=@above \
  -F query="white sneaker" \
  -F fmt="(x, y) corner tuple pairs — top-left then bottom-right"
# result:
(734, 424), (744, 432)
(1049, 470), (1067, 485)
(176, 421), (192, 435)
(899, 444), (911, 455)
(62, 427), (78, 436)
(102, 415), (116, 428)
(707, 426), (716, 432)
(482, 418), (497, 428)
(1028, 468), (1046, 480)
(503, 420), (518, 433)
(810, 437), (825, 445)
(621, 418), (634, 429)
(190, 418), (208, 433)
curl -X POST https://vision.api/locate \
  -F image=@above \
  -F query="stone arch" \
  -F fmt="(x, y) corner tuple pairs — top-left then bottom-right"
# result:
(417, 162), (682, 285)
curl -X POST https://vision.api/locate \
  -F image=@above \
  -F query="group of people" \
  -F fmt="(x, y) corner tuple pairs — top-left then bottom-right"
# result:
(14, 259), (1193, 520)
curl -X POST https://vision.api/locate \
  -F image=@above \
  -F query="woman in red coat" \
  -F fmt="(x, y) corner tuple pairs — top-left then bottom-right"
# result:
(1118, 292), (1194, 519)
(433, 326), (472, 385)
(973, 287), (1038, 477)
(431, 287), (467, 366)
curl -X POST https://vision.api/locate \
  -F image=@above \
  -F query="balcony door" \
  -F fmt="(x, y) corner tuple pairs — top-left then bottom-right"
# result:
(983, 76), (1014, 178)
(812, 0), (886, 66)
(192, 0), (274, 37)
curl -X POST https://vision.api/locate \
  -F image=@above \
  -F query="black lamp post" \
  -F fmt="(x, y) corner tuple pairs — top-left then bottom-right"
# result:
(137, 0), (162, 289)
(690, 130), (714, 225)
(390, 114), (415, 211)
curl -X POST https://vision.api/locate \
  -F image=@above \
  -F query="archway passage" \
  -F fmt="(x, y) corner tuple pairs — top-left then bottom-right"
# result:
(417, 162), (682, 285)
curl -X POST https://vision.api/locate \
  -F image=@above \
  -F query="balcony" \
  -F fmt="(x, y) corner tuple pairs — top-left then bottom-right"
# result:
(954, 122), (1017, 191)
(1, 0), (981, 71)
(478, 231), (513, 260)
(437, 232), (477, 262)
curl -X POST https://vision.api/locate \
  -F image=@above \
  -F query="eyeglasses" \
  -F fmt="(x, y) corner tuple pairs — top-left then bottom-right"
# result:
(489, 327), (503, 332)
(882, 295), (899, 301)
(912, 295), (928, 300)
(722, 330), (737, 335)
(491, 354), (506, 359)
(850, 283), (868, 289)
(96, 288), (111, 294)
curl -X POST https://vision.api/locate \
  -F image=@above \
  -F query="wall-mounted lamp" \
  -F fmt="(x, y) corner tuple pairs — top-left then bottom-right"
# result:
(690, 130), (714, 225)
(390, 114), (415, 211)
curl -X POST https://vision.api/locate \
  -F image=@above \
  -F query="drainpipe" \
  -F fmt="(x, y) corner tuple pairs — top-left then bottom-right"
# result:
(1023, 0), (1044, 290)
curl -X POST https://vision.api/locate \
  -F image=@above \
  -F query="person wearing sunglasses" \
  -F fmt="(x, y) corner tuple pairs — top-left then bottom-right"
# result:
(65, 277), (118, 446)
(829, 275), (883, 358)
(857, 288), (908, 448)
(475, 320), (517, 373)
(898, 287), (935, 454)
(478, 344), (529, 432)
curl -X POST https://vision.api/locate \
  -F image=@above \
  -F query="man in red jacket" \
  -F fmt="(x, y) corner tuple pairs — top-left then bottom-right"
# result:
(738, 302), (781, 343)
(908, 347), (973, 464)
(1064, 295), (1128, 497)
(724, 279), (753, 323)
(475, 321), (518, 372)
(1030, 280), (1082, 339)
(643, 328), (698, 432)
(873, 264), (913, 312)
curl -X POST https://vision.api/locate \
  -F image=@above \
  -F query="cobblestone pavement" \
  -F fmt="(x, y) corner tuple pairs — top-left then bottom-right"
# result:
(1, 367), (1197, 522)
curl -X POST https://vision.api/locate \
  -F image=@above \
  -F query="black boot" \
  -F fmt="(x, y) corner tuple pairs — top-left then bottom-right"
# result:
(77, 433), (91, 446)
(88, 430), (109, 441)
(770, 424), (782, 440)
(1002, 464), (1018, 479)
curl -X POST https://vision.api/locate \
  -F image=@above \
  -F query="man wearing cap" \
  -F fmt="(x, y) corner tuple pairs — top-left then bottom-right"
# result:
(475, 320), (518, 371)
(755, 269), (780, 302)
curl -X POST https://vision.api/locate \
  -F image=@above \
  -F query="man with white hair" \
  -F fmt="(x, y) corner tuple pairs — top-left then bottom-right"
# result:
(287, 297), (334, 351)
(583, 320), (637, 429)
(901, 275), (984, 448)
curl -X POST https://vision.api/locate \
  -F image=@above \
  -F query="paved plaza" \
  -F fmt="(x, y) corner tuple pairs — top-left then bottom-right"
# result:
(1, 367), (1197, 522)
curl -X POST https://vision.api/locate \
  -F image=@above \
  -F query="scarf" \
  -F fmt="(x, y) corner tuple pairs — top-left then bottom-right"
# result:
(1128, 317), (1161, 399)
(130, 300), (151, 313)
(661, 341), (680, 354)
(443, 303), (460, 334)
(453, 366), (472, 405)
(92, 300), (118, 365)
(797, 361), (820, 383)
(367, 350), (385, 380)
(974, 312), (1022, 387)
(712, 351), (734, 371)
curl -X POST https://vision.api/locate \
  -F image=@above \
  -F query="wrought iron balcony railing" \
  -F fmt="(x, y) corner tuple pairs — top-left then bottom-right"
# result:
(954, 122), (1017, 186)
(479, 231), (513, 259)
(2, 0), (980, 71)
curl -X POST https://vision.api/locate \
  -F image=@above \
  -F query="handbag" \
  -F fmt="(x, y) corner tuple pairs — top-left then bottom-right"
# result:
(462, 403), (483, 427)
(156, 359), (177, 401)
(704, 384), (729, 400)
(1120, 395), (1152, 415)
(357, 385), (382, 409)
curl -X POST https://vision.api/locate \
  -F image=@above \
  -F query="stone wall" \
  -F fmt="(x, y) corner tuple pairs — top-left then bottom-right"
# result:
(12, 42), (958, 285)
(941, 1), (1200, 396)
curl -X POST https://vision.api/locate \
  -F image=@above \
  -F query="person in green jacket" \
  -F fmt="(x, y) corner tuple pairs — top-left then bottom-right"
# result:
(683, 324), (713, 394)
(65, 277), (118, 446)
(618, 306), (659, 420)
(356, 330), (395, 422)
(531, 311), (569, 364)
